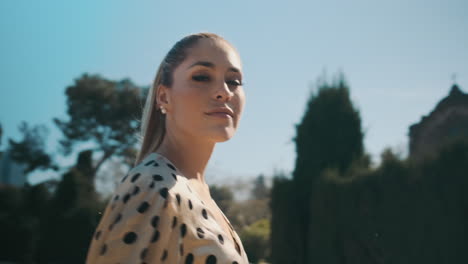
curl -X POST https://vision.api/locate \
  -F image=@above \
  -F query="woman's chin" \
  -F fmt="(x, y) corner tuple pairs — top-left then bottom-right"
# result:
(214, 137), (232, 143)
(208, 128), (236, 143)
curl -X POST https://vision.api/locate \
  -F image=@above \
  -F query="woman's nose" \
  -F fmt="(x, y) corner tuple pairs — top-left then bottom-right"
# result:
(215, 81), (233, 101)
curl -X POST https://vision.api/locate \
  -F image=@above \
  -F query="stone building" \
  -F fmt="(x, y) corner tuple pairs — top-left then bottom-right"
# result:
(0, 149), (27, 187)
(408, 83), (468, 161)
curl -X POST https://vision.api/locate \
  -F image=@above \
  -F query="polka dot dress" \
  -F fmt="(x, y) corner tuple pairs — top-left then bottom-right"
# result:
(86, 152), (250, 264)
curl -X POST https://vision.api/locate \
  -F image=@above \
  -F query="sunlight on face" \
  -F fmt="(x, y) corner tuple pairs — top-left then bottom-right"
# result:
(166, 38), (245, 143)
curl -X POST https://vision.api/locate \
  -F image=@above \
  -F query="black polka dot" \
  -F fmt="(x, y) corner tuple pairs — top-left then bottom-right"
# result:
(196, 227), (205, 238)
(161, 249), (168, 261)
(100, 244), (107, 255)
(218, 234), (224, 244)
(179, 243), (184, 255)
(151, 230), (160, 243)
(114, 213), (122, 224)
(176, 194), (181, 205)
(167, 163), (176, 171)
(137, 201), (150, 213)
(206, 255), (217, 264)
(172, 216), (178, 228)
(151, 215), (160, 228)
(172, 173), (177, 181)
(123, 232), (137, 244)
(121, 174), (128, 182)
(144, 160), (155, 166)
(113, 195), (120, 201)
(234, 238), (241, 255)
(185, 253), (194, 264)
(132, 186), (140, 195)
(153, 174), (163, 181)
(202, 209), (208, 219)
(188, 199), (193, 210)
(108, 223), (114, 231)
(232, 262), (239, 264)
(123, 193), (131, 203)
(153, 162), (159, 167)
(159, 188), (168, 199)
(180, 223), (187, 238)
(140, 248), (148, 260)
(149, 181), (155, 189)
(131, 173), (141, 183)
(94, 230), (101, 240)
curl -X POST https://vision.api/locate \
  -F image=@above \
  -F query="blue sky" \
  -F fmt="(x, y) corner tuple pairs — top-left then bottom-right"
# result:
(1, 0), (467, 191)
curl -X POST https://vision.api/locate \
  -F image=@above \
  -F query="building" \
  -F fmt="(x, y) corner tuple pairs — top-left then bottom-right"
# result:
(0, 149), (28, 187)
(408, 83), (468, 161)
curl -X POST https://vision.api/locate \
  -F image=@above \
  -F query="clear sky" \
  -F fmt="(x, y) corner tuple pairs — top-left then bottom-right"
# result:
(1, 0), (467, 191)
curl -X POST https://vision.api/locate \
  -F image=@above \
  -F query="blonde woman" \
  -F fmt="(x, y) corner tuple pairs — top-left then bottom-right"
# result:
(85, 32), (249, 264)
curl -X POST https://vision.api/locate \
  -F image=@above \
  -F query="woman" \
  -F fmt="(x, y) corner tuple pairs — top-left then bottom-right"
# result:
(86, 32), (249, 264)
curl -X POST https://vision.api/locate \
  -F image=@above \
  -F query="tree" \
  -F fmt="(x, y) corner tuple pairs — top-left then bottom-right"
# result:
(251, 174), (269, 200)
(270, 71), (366, 263)
(0, 122), (3, 146)
(0, 185), (28, 262)
(7, 121), (58, 174)
(293, 71), (364, 184)
(53, 73), (145, 181)
(0, 122), (3, 159)
(209, 184), (234, 213)
(240, 218), (271, 263)
(296, 72), (365, 263)
(270, 175), (300, 264)
(38, 152), (104, 264)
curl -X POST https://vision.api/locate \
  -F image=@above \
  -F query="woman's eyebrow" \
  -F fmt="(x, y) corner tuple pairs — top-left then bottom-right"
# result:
(188, 61), (241, 73)
(188, 61), (215, 69)
(228, 66), (241, 73)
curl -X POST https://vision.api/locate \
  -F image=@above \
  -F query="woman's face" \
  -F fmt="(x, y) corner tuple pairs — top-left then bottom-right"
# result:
(160, 38), (245, 143)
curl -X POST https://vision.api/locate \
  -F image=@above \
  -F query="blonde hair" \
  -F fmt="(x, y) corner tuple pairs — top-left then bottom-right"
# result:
(134, 32), (230, 166)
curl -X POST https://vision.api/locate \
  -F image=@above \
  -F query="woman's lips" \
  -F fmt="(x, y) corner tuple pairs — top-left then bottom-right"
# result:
(206, 112), (232, 119)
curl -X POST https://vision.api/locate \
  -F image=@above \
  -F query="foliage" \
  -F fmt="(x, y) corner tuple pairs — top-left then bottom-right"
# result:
(270, 175), (301, 264)
(0, 73), (144, 263)
(240, 218), (271, 263)
(272, 71), (366, 263)
(0, 122), (3, 146)
(271, 127), (468, 263)
(7, 121), (58, 174)
(53, 73), (144, 176)
(0, 183), (52, 263)
(227, 198), (271, 232)
(37, 167), (104, 264)
(293, 72), (364, 185)
(251, 174), (270, 200)
(210, 184), (234, 213)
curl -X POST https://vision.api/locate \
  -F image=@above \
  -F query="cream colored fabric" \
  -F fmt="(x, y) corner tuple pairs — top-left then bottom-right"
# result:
(86, 152), (249, 264)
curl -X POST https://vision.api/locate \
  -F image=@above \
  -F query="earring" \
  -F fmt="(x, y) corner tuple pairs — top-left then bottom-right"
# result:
(160, 106), (166, 114)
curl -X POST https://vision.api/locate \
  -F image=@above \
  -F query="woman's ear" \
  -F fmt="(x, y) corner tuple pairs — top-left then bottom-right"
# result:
(156, 84), (170, 108)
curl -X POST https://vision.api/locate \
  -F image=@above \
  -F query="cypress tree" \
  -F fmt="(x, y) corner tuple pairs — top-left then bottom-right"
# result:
(293, 72), (364, 184)
(293, 72), (365, 263)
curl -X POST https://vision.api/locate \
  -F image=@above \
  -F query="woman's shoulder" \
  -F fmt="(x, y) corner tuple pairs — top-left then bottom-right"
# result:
(115, 152), (182, 195)
(86, 152), (184, 263)
(105, 152), (184, 215)
(124, 152), (180, 184)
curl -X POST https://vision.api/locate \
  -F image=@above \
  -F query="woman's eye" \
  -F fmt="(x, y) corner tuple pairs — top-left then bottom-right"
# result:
(227, 80), (243, 86)
(192, 75), (210, 82)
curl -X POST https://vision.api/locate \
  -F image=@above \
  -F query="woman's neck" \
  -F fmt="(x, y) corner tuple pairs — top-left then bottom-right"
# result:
(155, 130), (215, 189)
